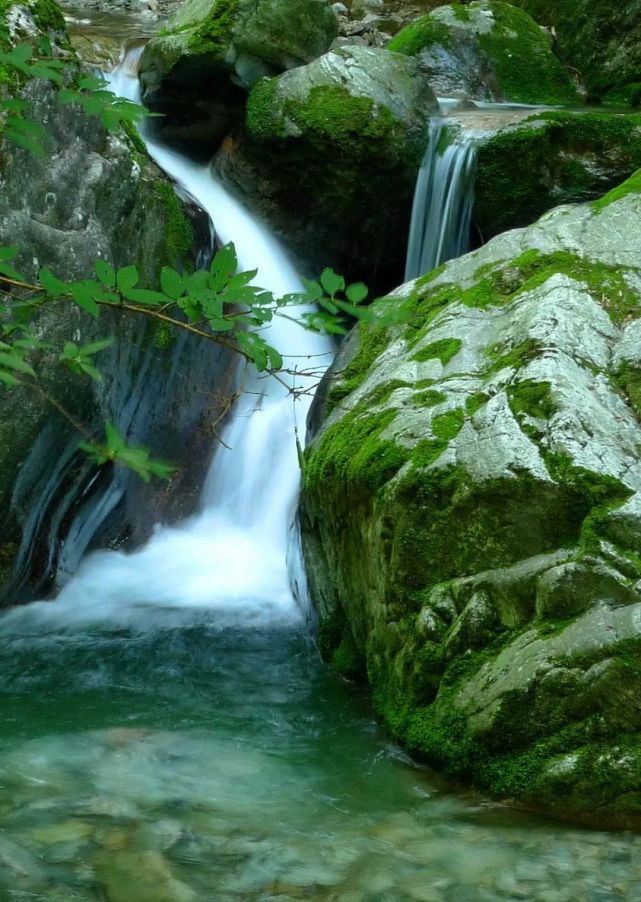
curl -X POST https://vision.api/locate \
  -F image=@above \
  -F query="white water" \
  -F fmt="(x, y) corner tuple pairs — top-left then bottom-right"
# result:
(0, 49), (333, 634)
(404, 118), (478, 281)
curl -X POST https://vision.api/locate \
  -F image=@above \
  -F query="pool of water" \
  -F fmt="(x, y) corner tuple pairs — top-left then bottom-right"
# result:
(1, 611), (640, 901)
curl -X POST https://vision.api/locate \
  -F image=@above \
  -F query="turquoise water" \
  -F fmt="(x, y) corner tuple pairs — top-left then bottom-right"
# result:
(1, 612), (640, 901)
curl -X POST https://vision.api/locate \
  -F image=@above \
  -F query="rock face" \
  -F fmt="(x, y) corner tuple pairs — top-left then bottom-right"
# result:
(0, 1), (232, 600)
(472, 109), (641, 241)
(301, 172), (641, 826)
(215, 44), (436, 286)
(138, 0), (338, 147)
(512, 0), (641, 107)
(387, 0), (576, 104)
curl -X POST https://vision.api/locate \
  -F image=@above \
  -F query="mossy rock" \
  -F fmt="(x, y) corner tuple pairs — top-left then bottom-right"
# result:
(512, 0), (641, 107)
(0, 1), (231, 603)
(300, 173), (641, 826)
(388, 0), (577, 104)
(139, 0), (338, 148)
(473, 108), (641, 240)
(214, 44), (436, 287)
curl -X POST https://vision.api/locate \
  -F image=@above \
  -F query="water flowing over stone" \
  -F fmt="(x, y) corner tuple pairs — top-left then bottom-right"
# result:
(404, 117), (477, 281)
(0, 47), (333, 634)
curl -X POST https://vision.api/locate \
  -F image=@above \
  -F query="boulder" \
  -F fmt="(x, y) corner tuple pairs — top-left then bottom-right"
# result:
(471, 108), (641, 240)
(301, 170), (641, 826)
(138, 0), (339, 147)
(215, 44), (436, 286)
(0, 1), (233, 600)
(387, 0), (577, 104)
(512, 0), (641, 107)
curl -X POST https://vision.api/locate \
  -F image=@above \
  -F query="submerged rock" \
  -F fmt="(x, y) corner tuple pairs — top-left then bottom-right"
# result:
(300, 170), (641, 826)
(215, 43), (436, 284)
(387, 0), (577, 104)
(94, 849), (196, 902)
(138, 0), (339, 147)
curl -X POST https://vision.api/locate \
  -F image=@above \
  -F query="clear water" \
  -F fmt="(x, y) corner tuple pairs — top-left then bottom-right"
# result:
(1, 44), (640, 902)
(2, 617), (641, 902)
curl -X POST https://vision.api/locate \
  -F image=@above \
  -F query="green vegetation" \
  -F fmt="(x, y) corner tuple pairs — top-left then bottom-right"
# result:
(387, 15), (451, 56)
(474, 111), (641, 238)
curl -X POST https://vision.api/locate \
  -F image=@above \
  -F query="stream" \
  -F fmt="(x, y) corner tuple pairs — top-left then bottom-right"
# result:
(1, 16), (641, 902)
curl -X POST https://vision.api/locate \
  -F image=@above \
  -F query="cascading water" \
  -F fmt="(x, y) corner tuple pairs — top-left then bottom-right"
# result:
(0, 36), (638, 902)
(0, 47), (333, 633)
(404, 117), (478, 281)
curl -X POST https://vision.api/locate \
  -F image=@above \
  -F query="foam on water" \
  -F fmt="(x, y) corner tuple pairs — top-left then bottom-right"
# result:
(0, 48), (333, 635)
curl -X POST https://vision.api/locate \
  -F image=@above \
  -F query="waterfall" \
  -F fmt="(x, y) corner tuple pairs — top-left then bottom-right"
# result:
(404, 118), (477, 281)
(0, 47), (333, 633)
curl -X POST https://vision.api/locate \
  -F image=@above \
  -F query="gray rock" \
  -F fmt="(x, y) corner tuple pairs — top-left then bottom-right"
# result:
(0, 2), (233, 600)
(215, 43), (436, 280)
(387, 1), (576, 105)
(138, 0), (338, 147)
(301, 174), (641, 826)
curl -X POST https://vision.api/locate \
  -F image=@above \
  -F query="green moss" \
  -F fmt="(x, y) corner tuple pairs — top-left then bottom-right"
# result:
(30, 0), (65, 32)
(121, 119), (147, 158)
(602, 83), (641, 109)
(593, 168), (641, 211)
(285, 85), (404, 158)
(474, 112), (641, 238)
(332, 633), (365, 680)
(246, 76), (281, 140)
(326, 323), (389, 409)
(154, 181), (194, 265)
(412, 337), (462, 364)
(478, 2), (576, 104)
(414, 388), (447, 408)
(431, 408), (464, 441)
(188, 0), (238, 55)
(387, 15), (451, 56)
(613, 362), (641, 421)
(304, 404), (408, 493)
(451, 3), (471, 22)
(465, 391), (489, 415)
(507, 380), (556, 421)
(484, 337), (542, 375)
(363, 379), (411, 406)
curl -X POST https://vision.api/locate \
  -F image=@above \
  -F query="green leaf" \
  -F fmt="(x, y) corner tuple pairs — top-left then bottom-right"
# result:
(70, 282), (99, 317)
(105, 421), (125, 454)
(78, 361), (103, 382)
(78, 338), (113, 357)
(5, 127), (44, 157)
(345, 282), (368, 304)
(160, 266), (185, 300)
(95, 259), (116, 289)
(121, 287), (166, 306)
(116, 265), (139, 293)
(320, 268), (345, 297)
(300, 277), (323, 301)
(39, 266), (68, 297)
(0, 351), (35, 376)
(0, 369), (20, 386)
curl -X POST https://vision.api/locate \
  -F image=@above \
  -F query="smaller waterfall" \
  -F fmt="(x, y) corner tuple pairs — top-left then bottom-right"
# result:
(404, 119), (477, 282)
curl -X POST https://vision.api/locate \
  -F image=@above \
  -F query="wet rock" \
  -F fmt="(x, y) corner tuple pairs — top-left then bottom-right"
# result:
(94, 849), (197, 902)
(215, 43), (436, 284)
(300, 172), (641, 826)
(138, 0), (338, 148)
(387, 0), (576, 104)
